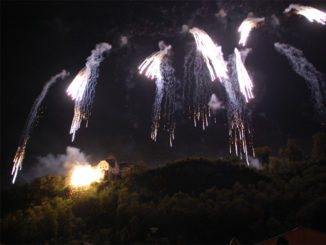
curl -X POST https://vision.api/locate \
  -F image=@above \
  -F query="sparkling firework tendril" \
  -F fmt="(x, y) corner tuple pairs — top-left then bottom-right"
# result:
(138, 43), (176, 146)
(189, 27), (228, 82)
(66, 43), (112, 142)
(238, 17), (265, 47)
(183, 46), (215, 130)
(284, 4), (326, 25)
(225, 51), (256, 165)
(234, 48), (254, 103)
(11, 70), (69, 184)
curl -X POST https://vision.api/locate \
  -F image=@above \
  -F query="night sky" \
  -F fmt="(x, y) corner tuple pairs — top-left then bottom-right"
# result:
(1, 0), (326, 184)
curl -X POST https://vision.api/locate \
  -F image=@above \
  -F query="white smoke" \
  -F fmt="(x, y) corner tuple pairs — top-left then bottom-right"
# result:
(158, 40), (169, 51)
(120, 35), (128, 46)
(248, 156), (263, 170)
(274, 42), (326, 114)
(208, 93), (224, 112)
(24, 146), (89, 181)
(181, 24), (189, 33)
(215, 9), (227, 18)
(271, 14), (280, 27)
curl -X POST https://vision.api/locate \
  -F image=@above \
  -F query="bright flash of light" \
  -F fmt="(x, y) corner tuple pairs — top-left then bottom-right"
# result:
(11, 70), (69, 184)
(284, 4), (326, 25)
(70, 164), (105, 187)
(238, 17), (265, 47)
(66, 43), (111, 142)
(138, 43), (176, 147)
(189, 27), (228, 82)
(234, 48), (254, 103)
(66, 69), (88, 102)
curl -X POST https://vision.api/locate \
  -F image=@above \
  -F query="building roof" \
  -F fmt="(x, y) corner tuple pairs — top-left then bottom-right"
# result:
(256, 227), (326, 245)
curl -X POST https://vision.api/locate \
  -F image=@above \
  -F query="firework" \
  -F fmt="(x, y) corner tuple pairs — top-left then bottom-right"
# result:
(183, 27), (228, 129)
(284, 4), (326, 25)
(11, 70), (69, 184)
(189, 27), (228, 82)
(183, 45), (214, 130)
(66, 42), (112, 141)
(234, 48), (254, 103)
(138, 42), (176, 146)
(224, 50), (256, 165)
(274, 42), (326, 114)
(238, 17), (265, 47)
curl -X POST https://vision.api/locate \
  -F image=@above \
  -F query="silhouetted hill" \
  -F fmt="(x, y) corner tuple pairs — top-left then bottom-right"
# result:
(1, 156), (326, 244)
(129, 158), (268, 195)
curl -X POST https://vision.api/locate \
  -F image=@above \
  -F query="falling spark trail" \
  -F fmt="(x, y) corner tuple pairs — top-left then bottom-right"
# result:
(274, 42), (326, 114)
(138, 43), (176, 146)
(67, 42), (112, 141)
(11, 70), (69, 183)
(189, 27), (228, 82)
(225, 50), (256, 165)
(183, 46), (214, 129)
(238, 17), (265, 46)
(284, 4), (326, 25)
(234, 48), (254, 103)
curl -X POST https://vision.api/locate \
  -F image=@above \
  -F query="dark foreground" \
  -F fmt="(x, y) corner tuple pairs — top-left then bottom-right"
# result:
(1, 135), (326, 244)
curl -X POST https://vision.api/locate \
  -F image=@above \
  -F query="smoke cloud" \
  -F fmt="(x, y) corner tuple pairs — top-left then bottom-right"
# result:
(24, 146), (89, 181)
(274, 42), (326, 114)
(120, 35), (128, 46)
(248, 156), (263, 170)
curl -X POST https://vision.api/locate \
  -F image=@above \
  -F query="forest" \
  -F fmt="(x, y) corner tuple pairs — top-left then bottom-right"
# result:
(1, 132), (326, 244)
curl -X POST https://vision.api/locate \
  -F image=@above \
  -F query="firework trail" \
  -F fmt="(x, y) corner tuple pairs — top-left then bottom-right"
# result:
(274, 42), (326, 114)
(234, 48), (254, 103)
(284, 4), (326, 25)
(225, 49), (255, 165)
(189, 27), (228, 82)
(11, 70), (69, 184)
(183, 27), (228, 129)
(138, 42), (176, 146)
(183, 45), (215, 130)
(66, 42), (112, 141)
(238, 17), (265, 47)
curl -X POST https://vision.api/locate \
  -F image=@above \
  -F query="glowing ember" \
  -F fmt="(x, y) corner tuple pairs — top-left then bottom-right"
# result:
(70, 165), (105, 187)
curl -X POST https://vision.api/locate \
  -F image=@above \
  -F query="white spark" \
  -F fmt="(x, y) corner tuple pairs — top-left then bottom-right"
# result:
(138, 45), (171, 80)
(189, 27), (228, 82)
(284, 4), (326, 25)
(234, 48), (254, 103)
(238, 17), (265, 46)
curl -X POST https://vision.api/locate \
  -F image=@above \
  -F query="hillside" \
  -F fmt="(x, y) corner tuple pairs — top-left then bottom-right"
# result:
(1, 152), (326, 244)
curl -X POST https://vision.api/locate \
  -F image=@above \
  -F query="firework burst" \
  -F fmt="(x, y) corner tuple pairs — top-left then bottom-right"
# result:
(67, 43), (111, 141)
(11, 70), (69, 183)
(284, 4), (326, 25)
(238, 17), (265, 47)
(138, 42), (177, 146)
